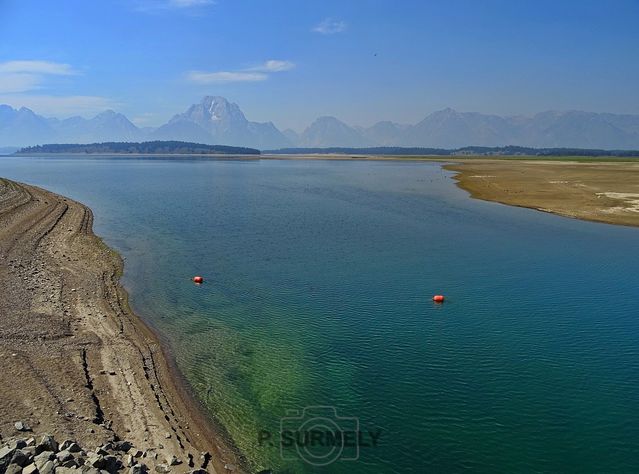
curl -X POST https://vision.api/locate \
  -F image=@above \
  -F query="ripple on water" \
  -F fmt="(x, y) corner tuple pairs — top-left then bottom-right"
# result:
(1, 157), (639, 473)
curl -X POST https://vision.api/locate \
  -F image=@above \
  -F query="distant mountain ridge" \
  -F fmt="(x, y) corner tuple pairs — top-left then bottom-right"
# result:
(263, 145), (639, 157)
(0, 104), (143, 146)
(152, 96), (289, 149)
(2, 97), (639, 149)
(298, 109), (639, 149)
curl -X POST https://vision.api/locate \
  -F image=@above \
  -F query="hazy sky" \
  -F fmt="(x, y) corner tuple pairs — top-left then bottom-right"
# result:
(1, 0), (638, 130)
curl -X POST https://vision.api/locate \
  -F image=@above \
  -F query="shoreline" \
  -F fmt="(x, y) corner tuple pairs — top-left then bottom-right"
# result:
(111, 257), (249, 474)
(11, 152), (639, 162)
(0, 178), (247, 473)
(261, 154), (639, 228)
(444, 160), (639, 228)
(1, 157), (637, 473)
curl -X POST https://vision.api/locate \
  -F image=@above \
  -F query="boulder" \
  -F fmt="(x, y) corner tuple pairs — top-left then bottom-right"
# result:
(68, 445), (82, 455)
(113, 442), (132, 453)
(5, 464), (22, 474)
(22, 463), (37, 474)
(14, 422), (31, 432)
(98, 443), (113, 454)
(9, 441), (26, 451)
(0, 446), (17, 472)
(86, 454), (106, 470)
(198, 452), (210, 469)
(60, 441), (81, 454)
(56, 450), (74, 463)
(39, 460), (55, 474)
(102, 455), (121, 474)
(81, 468), (101, 474)
(10, 450), (29, 468)
(129, 465), (147, 474)
(33, 451), (54, 470)
(59, 458), (78, 468)
(56, 468), (80, 474)
(154, 464), (170, 473)
(20, 448), (35, 459)
(95, 447), (109, 457)
(36, 436), (58, 455)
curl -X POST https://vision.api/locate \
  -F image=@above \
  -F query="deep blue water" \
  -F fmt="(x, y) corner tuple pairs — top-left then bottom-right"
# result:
(2, 156), (639, 473)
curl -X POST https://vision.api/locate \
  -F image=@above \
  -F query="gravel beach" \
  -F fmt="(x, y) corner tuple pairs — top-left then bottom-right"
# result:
(0, 178), (246, 474)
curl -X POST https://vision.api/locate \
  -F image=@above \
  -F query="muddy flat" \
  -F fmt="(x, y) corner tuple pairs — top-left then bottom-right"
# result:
(445, 160), (639, 227)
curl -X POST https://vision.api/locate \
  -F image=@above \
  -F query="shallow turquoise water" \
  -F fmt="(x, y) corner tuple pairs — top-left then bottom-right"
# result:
(2, 156), (639, 473)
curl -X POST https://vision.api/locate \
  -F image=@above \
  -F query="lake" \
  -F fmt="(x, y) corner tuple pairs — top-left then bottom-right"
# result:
(2, 156), (639, 473)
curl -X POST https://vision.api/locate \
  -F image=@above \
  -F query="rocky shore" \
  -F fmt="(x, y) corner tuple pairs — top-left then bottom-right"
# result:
(0, 432), (208, 474)
(0, 178), (246, 474)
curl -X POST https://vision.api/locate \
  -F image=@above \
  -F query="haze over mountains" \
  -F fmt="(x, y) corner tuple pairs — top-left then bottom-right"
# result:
(2, 96), (639, 150)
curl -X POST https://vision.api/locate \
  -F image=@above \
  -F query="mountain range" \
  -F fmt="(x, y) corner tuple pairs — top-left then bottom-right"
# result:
(2, 96), (639, 150)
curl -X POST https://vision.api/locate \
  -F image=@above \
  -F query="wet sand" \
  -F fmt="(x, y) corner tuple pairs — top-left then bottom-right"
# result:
(0, 178), (245, 473)
(444, 160), (639, 227)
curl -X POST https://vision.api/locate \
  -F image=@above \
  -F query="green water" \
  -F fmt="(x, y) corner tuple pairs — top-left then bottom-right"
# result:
(2, 156), (639, 473)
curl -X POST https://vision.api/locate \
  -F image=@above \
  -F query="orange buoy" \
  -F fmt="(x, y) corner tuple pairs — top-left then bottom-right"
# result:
(193, 276), (204, 284)
(432, 294), (445, 303)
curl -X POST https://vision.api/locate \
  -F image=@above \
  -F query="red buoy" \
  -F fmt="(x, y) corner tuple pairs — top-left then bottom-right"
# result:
(193, 276), (204, 284)
(432, 294), (445, 303)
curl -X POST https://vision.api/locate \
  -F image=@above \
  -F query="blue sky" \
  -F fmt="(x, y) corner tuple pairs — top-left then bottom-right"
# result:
(0, 0), (638, 130)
